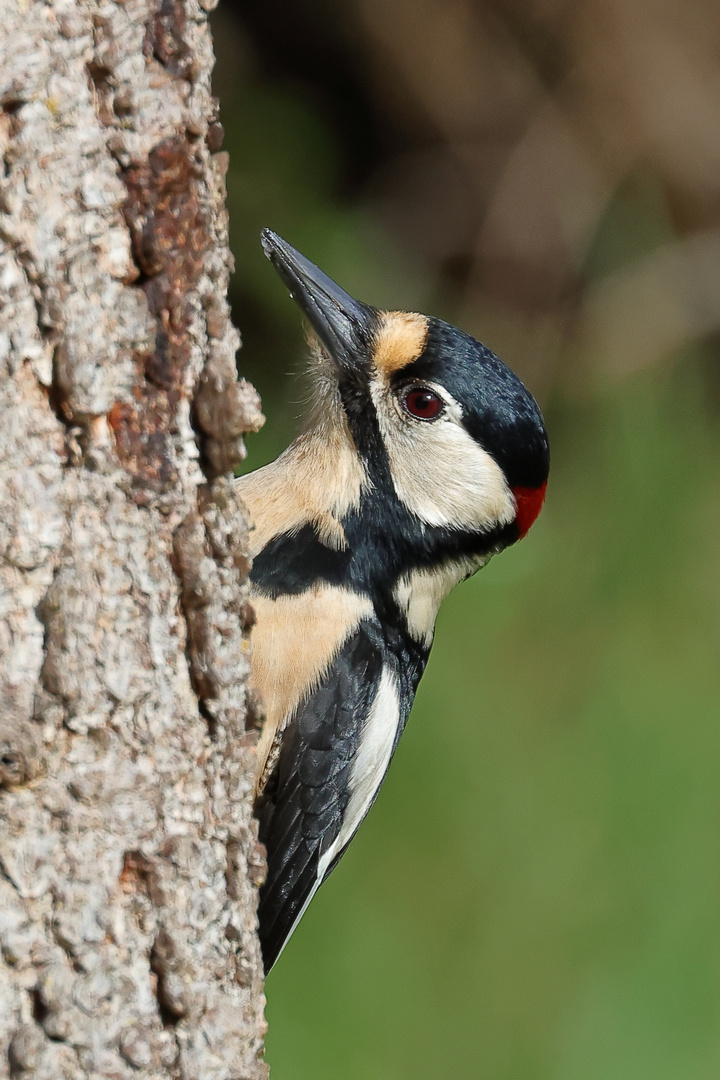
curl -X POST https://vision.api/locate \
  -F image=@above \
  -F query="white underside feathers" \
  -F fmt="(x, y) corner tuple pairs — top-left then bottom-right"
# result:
(270, 667), (401, 968)
(318, 667), (400, 879)
(393, 556), (482, 645)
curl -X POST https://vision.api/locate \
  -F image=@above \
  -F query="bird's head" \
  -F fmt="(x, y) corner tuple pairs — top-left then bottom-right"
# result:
(262, 229), (549, 551)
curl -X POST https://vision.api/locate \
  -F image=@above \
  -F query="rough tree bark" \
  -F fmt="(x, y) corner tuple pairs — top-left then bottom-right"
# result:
(0, 1), (268, 1077)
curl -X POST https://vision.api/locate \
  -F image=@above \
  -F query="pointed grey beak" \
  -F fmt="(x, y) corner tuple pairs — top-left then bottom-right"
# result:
(261, 229), (376, 372)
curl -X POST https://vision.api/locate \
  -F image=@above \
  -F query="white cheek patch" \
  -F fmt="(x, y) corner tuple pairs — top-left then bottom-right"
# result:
(371, 380), (516, 532)
(317, 667), (400, 880)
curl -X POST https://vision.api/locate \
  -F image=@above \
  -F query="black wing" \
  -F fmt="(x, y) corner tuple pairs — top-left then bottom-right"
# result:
(256, 623), (385, 972)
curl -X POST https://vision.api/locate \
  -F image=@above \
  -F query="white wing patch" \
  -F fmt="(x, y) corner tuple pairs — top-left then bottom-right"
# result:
(318, 667), (400, 880)
(268, 667), (401, 968)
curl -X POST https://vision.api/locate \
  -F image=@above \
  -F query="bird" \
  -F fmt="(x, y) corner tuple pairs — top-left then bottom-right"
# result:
(237, 230), (550, 972)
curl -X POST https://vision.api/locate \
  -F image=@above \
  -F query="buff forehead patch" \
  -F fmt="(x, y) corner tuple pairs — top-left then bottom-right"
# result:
(372, 311), (429, 377)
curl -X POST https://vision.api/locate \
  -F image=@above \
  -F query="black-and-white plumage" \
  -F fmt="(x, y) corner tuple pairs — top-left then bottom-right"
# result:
(237, 230), (549, 971)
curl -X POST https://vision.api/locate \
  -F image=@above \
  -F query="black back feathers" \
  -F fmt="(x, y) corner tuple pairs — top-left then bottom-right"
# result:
(256, 624), (385, 971)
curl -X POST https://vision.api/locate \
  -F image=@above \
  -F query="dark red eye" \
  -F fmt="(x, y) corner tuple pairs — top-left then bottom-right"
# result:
(401, 386), (444, 421)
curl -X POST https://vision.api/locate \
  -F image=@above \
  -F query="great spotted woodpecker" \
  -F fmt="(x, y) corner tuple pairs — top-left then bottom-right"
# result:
(238, 231), (549, 972)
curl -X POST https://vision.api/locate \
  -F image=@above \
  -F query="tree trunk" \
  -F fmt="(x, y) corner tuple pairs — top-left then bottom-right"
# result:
(0, 1), (268, 1077)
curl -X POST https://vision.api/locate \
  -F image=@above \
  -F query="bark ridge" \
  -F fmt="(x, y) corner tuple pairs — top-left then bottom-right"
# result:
(0, 0), (267, 1076)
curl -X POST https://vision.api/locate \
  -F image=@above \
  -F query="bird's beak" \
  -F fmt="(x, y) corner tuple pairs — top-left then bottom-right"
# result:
(261, 229), (376, 373)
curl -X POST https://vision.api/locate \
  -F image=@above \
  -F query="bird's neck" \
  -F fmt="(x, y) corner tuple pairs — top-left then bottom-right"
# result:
(237, 426), (498, 623)
(236, 419), (367, 560)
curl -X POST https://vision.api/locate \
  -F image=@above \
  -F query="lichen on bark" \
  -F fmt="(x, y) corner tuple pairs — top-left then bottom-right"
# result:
(0, 1), (267, 1077)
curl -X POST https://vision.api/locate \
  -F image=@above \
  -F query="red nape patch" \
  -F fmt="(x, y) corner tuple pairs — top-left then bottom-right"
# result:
(511, 482), (547, 538)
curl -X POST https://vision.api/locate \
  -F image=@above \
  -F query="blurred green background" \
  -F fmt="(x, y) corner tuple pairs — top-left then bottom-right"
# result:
(211, 2), (720, 1075)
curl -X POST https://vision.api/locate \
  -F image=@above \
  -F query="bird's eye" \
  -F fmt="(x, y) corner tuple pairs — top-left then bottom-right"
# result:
(401, 385), (444, 421)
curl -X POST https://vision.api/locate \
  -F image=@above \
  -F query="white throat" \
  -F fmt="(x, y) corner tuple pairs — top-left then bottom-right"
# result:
(392, 556), (484, 646)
